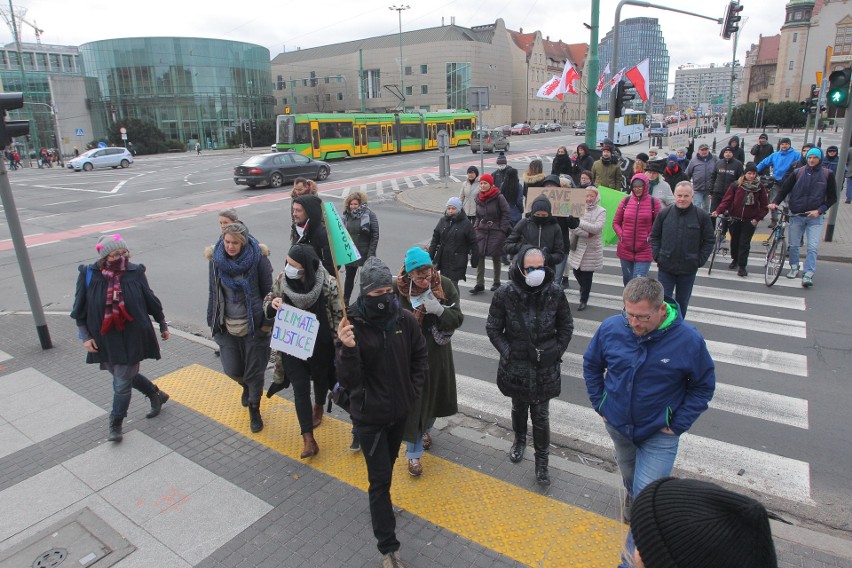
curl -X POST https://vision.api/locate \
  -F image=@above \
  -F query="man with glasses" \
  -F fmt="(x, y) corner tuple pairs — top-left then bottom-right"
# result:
(583, 277), (714, 528)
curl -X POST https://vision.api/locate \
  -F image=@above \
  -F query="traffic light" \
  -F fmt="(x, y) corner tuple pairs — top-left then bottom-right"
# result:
(799, 101), (808, 114)
(0, 92), (30, 149)
(250, 119), (257, 130)
(808, 84), (819, 113)
(613, 80), (636, 119)
(721, 1), (743, 40)
(827, 67), (850, 109)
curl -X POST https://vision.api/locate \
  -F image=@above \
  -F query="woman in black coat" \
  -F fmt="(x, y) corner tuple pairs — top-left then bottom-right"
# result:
(551, 146), (572, 176)
(341, 191), (379, 306)
(429, 197), (478, 287)
(571, 143), (595, 185)
(71, 234), (170, 443)
(504, 194), (565, 269)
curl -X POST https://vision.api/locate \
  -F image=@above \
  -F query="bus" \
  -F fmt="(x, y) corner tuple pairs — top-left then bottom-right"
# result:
(274, 111), (476, 160)
(595, 110), (647, 146)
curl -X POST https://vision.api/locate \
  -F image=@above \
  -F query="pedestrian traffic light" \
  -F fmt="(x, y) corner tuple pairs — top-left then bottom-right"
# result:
(807, 84), (819, 113)
(0, 92), (30, 150)
(826, 67), (850, 109)
(613, 80), (636, 119)
(799, 101), (808, 114)
(250, 119), (257, 130)
(721, 1), (744, 40)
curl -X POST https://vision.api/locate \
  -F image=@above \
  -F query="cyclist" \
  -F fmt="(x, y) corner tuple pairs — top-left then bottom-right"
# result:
(769, 148), (837, 288)
(756, 137), (798, 227)
(712, 163), (769, 277)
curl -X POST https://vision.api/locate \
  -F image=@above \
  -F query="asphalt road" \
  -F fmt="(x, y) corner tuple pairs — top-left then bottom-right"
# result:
(1, 131), (850, 533)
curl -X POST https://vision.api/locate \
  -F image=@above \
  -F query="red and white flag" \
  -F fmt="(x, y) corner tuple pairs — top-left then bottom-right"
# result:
(594, 63), (611, 98)
(536, 75), (562, 99)
(624, 58), (650, 102)
(555, 61), (581, 100)
(609, 68), (625, 88)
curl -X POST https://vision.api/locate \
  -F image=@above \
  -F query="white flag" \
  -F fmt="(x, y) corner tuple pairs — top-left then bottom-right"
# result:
(536, 75), (562, 99)
(594, 63), (611, 98)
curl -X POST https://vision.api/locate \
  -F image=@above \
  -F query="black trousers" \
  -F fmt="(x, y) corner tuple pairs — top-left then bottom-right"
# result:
(728, 219), (757, 268)
(572, 269), (595, 303)
(353, 418), (407, 554)
(511, 397), (550, 461)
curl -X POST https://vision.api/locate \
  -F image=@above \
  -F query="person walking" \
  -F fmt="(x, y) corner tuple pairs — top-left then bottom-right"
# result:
(336, 257), (428, 568)
(396, 247), (462, 477)
(750, 132), (774, 165)
(685, 143), (716, 211)
(71, 234), (171, 442)
(471, 173), (510, 293)
(713, 163), (769, 277)
(522, 159), (546, 199)
(206, 223), (273, 433)
(632, 152), (649, 176)
(491, 152), (516, 197)
(720, 135), (745, 163)
(591, 142), (623, 191)
(566, 186), (606, 311)
(459, 166), (479, 223)
(341, 191), (380, 306)
(499, 166), (524, 227)
(644, 161), (674, 206)
(264, 244), (343, 458)
(291, 194), (334, 274)
(650, 181), (715, 317)
(428, 197), (478, 289)
(195, 142), (201, 155)
(504, 193), (565, 269)
(662, 154), (688, 188)
(613, 174), (662, 285)
(709, 146), (744, 217)
(486, 246), (573, 486)
(846, 145), (852, 204)
(756, 137), (798, 226)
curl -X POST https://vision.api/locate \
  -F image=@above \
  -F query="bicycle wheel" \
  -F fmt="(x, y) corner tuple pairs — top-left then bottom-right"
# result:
(708, 230), (724, 275)
(764, 234), (785, 287)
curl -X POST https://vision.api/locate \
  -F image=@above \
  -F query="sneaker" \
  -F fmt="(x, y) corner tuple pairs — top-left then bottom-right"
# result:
(786, 266), (800, 279)
(382, 551), (405, 568)
(490, 282), (501, 291)
(622, 493), (633, 524)
(469, 284), (484, 294)
(407, 458), (423, 477)
(349, 434), (361, 452)
(802, 272), (814, 288)
(737, 267), (748, 277)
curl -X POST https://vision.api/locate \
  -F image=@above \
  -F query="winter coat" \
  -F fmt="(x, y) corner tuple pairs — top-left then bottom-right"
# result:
(776, 165), (838, 215)
(474, 191), (511, 257)
(662, 165), (688, 188)
(613, 191), (661, 262)
(398, 275), (463, 442)
(486, 258), (573, 403)
(572, 145), (595, 183)
(583, 301), (716, 443)
(715, 179), (769, 223)
(290, 195), (334, 273)
(756, 147), (798, 181)
(591, 158), (623, 191)
(750, 141), (773, 165)
(429, 209), (479, 281)
(492, 166), (515, 193)
(649, 178), (674, 206)
(685, 153), (716, 194)
(710, 158), (744, 197)
(342, 204), (379, 266)
(71, 263), (167, 366)
(494, 168), (524, 224)
(336, 305), (428, 425)
(504, 214), (565, 268)
(720, 136), (746, 163)
(650, 204), (715, 275)
(568, 193), (606, 272)
(522, 172), (546, 199)
(551, 153), (572, 176)
(459, 179), (478, 215)
(205, 243), (273, 336)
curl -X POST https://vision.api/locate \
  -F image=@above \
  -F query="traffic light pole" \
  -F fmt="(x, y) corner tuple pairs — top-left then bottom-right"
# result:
(823, 106), (852, 242)
(724, 26), (740, 134)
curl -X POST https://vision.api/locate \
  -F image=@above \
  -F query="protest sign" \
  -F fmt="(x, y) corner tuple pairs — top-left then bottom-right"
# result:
(525, 186), (586, 217)
(269, 304), (319, 360)
(323, 202), (361, 266)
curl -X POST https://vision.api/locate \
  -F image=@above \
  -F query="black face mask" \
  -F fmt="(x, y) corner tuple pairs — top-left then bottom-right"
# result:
(532, 215), (548, 225)
(361, 293), (394, 323)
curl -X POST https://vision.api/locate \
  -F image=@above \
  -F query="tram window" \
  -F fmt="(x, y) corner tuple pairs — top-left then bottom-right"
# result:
(454, 118), (472, 130)
(320, 122), (353, 139)
(294, 124), (311, 144)
(400, 124), (421, 139)
(367, 126), (381, 143)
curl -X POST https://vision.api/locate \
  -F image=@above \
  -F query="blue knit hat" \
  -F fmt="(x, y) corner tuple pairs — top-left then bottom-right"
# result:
(446, 196), (463, 210)
(404, 246), (432, 273)
(806, 147), (822, 160)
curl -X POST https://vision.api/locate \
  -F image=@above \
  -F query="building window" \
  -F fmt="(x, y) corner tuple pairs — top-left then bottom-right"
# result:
(302, 79), (308, 87)
(405, 66), (412, 76)
(446, 62), (471, 109)
(405, 86), (412, 95)
(788, 61), (794, 70)
(283, 97), (288, 105)
(337, 93), (343, 101)
(277, 75), (285, 90)
(324, 77), (329, 84)
(793, 11), (801, 20)
(421, 85), (428, 94)
(785, 89), (790, 98)
(420, 64), (428, 74)
(363, 69), (381, 99)
(793, 32), (798, 43)
(325, 94), (331, 101)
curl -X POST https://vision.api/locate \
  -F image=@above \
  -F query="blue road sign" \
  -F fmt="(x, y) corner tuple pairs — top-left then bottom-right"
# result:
(75, 128), (84, 136)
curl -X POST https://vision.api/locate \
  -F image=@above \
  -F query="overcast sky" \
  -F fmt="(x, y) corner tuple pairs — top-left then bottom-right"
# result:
(5, 0), (785, 81)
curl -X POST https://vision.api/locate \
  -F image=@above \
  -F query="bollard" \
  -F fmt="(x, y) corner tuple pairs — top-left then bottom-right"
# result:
(817, 137), (821, 148)
(712, 138), (717, 152)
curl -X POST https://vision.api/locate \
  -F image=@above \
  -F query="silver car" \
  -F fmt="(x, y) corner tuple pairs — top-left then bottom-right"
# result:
(67, 147), (134, 171)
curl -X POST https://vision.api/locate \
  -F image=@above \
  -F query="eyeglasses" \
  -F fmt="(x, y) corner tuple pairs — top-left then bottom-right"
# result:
(622, 307), (654, 322)
(523, 266), (544, 274)
(106, 250), (125, 260)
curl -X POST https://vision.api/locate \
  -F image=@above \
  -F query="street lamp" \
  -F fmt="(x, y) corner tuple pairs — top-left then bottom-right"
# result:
(389, 5), (410, 112)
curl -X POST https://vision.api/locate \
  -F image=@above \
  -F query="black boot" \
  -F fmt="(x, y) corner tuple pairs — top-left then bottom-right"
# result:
(107, 415), (123, 442)
(146, 387), (169, 418)
(248, 403), (263, 433)
(509, 399), (528, 463)
(531, 402), (550, 486)
(241, 384), (250, 407)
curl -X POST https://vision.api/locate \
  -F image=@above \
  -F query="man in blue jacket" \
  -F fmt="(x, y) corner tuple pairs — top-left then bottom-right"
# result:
(583, 277), (715, 524)
(756, 137), (798, 226)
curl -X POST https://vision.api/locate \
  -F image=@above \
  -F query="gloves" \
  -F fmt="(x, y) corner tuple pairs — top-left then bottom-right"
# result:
(424, 295), (445, 317)
(470, 254), (479, 268)
(566, 216), (580, 230)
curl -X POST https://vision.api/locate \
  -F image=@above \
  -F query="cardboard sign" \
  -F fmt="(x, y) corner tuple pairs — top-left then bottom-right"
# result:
(525, 187), (586, 217)
(269, 304), (319, 360)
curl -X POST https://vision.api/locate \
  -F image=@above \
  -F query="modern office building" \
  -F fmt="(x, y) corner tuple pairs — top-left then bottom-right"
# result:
(673, 63), (741, 115)
(79, 37), (275, 148)
(598, 17), (670, 115)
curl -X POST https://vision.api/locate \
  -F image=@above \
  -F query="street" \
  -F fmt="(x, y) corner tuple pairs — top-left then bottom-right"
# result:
(1, 131), (851, 534)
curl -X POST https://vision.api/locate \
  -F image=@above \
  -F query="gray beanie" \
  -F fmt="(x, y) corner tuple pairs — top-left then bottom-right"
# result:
(359, 257), (393, 294)
(96, 234), (129, 259)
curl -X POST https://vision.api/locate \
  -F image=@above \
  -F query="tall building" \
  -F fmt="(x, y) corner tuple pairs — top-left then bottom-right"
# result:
(673, 63), (741, 114)
(773, 0), (815, 102)
(598, 17), (670, 115)
(739, 35), (780, 104)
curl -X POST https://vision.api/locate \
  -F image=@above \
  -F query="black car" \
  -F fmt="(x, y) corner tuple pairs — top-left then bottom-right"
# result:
(233, 153), (330, 188)
(531, 124), (548, 134)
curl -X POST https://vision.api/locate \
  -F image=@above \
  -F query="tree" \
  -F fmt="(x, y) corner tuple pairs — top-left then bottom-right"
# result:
(107, 119), (169, 155)
(729, 101), (806, 129)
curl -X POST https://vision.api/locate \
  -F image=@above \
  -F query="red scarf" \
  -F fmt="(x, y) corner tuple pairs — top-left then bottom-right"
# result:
(477, 186), (499, 202)
(99, 256), (134, 335)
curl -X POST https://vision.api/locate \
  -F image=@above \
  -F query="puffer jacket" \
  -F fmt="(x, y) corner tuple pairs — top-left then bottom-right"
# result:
(750, 141), (774, 165)
(429, 209), (478, 281)
(650, 203), (715, 275)
(715, 179), (769, 223)
(205, 242), (273, 336)
(613, 181), (661, 263)
(584, 300), (716, 443)
(486, 250), (573, 403)
(504, 199), (565, 267)
(474, 191), (511, 257)
(756, 147), (798, 180)
(568, 190), (606, 272)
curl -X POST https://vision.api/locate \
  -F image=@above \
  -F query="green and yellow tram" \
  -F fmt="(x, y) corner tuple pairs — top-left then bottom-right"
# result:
(274, 111), (476, 160)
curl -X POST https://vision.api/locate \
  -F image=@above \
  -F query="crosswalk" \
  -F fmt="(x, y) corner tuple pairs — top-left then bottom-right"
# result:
(444, 249), (814, 505)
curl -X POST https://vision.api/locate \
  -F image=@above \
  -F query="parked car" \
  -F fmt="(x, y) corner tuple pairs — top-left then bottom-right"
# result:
(546, 123), (562, 132)
(470, 129), (510, 154)
(233, 152), (330, 188)
(67, 147), (134, 171)
(574, 124), (586, 136)
(649, 121), (668, 136)
(511, 123), (531, 135)
(497, 125), (513, 136)
(531, 124), (547, 134)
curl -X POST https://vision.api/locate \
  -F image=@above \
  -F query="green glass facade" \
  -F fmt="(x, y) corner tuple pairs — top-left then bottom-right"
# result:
(79, 37), (274, 147)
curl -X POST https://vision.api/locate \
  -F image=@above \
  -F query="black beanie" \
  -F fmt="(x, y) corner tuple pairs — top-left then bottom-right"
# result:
(632, 477), (778, 568)
(467, 165), (479, 176)
(531, 195), (552, 215)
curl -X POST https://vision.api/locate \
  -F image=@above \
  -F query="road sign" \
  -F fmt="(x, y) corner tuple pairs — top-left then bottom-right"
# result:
(121, 134), (127, 140)
(816, 72), (822, 86)
(818, 77), (828, 107)
(467, 87), (489, 111)
(74, 128), (84, 136)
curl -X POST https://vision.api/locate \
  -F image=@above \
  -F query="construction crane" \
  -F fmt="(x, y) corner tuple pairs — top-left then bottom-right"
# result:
(0, 6), (44, 45)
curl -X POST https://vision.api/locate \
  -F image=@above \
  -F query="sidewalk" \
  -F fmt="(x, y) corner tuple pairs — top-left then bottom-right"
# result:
(2, 312), (852, 567)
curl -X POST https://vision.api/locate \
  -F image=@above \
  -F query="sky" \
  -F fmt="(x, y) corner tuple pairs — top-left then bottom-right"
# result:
(3, 0), (786, 83)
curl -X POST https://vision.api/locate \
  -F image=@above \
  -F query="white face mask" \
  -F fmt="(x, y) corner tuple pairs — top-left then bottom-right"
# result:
(284, 263), (302, 280)
(497, 164), (507, 170)
(524, 268), (546, 287)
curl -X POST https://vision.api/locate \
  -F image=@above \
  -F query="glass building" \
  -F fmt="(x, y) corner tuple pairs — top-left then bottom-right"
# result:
(599, 18), (670, 115)
(79, 37), (275, 148)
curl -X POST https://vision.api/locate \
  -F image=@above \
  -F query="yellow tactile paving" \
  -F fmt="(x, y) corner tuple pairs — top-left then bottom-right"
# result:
(155, 364), (626, 567)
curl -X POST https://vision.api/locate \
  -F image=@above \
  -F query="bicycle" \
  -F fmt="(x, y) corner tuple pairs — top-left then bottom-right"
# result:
(763, 205), (790, 287)
(708, 213), (731, 275)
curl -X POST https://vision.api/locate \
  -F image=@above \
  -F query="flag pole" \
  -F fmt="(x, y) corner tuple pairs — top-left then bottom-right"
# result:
(322, 204), (350, 327)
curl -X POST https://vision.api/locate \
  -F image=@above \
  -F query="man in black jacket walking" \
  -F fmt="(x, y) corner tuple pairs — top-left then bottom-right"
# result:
(709, 147), (744, 218)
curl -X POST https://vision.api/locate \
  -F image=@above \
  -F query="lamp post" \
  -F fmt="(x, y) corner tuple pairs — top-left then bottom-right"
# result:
(389, 5), (410, 112)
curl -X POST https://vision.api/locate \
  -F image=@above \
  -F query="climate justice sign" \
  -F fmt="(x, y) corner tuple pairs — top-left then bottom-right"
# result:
(269, 304), (319, 360)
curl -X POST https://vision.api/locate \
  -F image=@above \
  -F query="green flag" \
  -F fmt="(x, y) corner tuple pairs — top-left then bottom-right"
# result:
(596, 185), (627, 247)
(323, 201), (362, 266)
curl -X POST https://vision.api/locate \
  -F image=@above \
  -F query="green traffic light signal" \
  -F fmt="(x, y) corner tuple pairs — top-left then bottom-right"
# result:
(827, 68), (850, 109)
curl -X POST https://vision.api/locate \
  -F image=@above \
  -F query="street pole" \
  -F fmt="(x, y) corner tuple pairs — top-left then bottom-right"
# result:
(585, 0), (601, 148)
(724, 28), (740, 134)
(390, 5), (410, 112)
(359, 49), (366, 112)
(823, 105), (852, 242)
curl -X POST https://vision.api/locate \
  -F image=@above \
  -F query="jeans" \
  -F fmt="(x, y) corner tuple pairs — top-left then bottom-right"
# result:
(656, 270), (697, 317)
(553, 255), (568, 285)
(103, 362), (150, 418)
(405, 417), (436, 459)
(768, 184), (784, 223)
(572, 269), (594, 303)
(619, 260), (651, 286)
(476, 255), (501, 287)
(786, 215), (823, 274)
(214, 331), (270, 405)
(604, 422), (680, 499)
(728, 219), (757, 268)
(353, 418), (407, 555)
(692, 191), (707, 212)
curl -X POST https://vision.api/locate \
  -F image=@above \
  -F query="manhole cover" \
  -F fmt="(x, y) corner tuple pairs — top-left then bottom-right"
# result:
(32, 548), (67, 568)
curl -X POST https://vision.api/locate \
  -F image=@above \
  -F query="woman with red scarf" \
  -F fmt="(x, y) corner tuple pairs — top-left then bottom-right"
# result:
(471, 173), (511, 293)
(71, 234), (170, 443)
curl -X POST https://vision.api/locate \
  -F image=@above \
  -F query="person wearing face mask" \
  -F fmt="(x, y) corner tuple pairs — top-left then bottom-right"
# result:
(459, 165), (479, 223)
(504, 193), (565, 270)
(429, 197), (478, 288)
(551, 146), (572, 176)
(395, 247), (463, 477)
(264, 244), (344, 457)
(491, 151), (516, 198)
(571, 143), (595, 185)
(291, 194), (334, 274)
(486, 246), (573, 486)
(566, 186), (607, 311)
(591, 142), (624, 191)
(613, 174), (662, 285)
(336, 257), (428, 568)
(72, 234), (171, 443)
(471, 173), (511, 293)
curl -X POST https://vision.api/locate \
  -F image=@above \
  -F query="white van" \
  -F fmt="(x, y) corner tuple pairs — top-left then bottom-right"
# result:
(67, 147), (134, 171)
